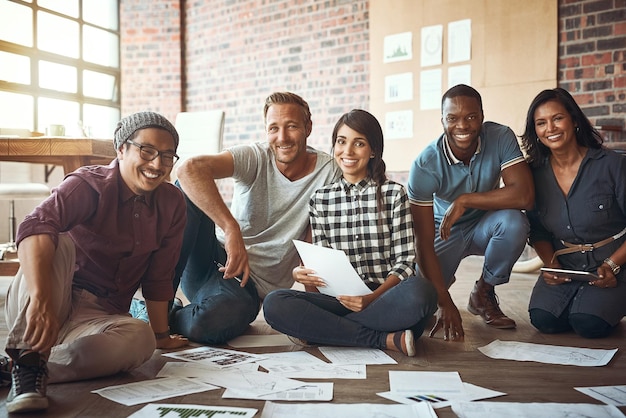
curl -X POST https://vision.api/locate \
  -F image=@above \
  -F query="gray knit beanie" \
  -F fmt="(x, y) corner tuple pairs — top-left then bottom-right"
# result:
(114, 111), (179, 150)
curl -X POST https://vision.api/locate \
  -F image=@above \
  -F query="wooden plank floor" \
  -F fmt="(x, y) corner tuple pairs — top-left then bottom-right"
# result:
(0, 256), (624, 417)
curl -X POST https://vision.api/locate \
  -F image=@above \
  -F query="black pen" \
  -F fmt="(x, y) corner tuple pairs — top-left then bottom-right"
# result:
(214, 261), (242, 283)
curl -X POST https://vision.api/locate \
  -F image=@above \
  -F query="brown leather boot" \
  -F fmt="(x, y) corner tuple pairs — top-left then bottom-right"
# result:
(467, 279), (516, 329)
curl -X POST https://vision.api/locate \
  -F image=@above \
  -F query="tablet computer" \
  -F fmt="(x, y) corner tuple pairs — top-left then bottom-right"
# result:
(540, 267), (600, 281)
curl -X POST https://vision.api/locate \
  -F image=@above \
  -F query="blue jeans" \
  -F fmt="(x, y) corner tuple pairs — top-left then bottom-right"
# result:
(263, 275), (438, 349)
(429, 209), (529, 287)
(170, 184), (260, 345)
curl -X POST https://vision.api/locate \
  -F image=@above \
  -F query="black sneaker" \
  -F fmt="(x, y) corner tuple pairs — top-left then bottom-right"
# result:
(0, 356), (12, 387)
(6, 351), (49, 413)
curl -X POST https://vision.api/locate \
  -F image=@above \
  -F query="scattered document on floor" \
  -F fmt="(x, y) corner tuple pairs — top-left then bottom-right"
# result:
(292, 240), (373, 297)
(260, 400), (438, 418)
(318, 346), (397, 365)
(451, 401), (625, 418)
(258, 351), (327, 369)
(386, 370), (466, 407)
(127, 403), (257, 418)
(262, 362), (366, 379)
(378, 382), (506, 409)
(92, 377), (217, 406)
(228, 333), (293, 348)
(163, 346), (265, 368)
(156, 361), (258, 380)
(575, 385), (626, 406)
(478, 339), (617, 366)
(222, 382), (333, 401)
(200, 368), (305, 397)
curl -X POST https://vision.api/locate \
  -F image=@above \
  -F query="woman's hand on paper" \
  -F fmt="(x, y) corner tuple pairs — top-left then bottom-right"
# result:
(293, 265), (326, 288)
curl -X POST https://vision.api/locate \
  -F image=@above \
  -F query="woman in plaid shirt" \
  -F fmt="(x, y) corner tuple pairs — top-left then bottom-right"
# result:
(264, 109), (438, 356)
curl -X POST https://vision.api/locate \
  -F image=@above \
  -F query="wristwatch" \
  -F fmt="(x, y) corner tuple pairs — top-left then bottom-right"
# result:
(603, 258), (621, 275)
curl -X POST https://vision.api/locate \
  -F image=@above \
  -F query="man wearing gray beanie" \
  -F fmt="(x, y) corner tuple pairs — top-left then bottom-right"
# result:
(2, 111), (188, 413)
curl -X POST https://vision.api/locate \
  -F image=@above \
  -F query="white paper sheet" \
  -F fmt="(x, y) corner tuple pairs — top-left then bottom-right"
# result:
(292, 240), (373, 297)
(163, 346), (265, 368)
(318, 346), (397, 365)
(575, 385), (626, 406)
(478, 339), (618, 366)
(92, 377), (217, 406)
(222, 382), (333, 401)
(378, 382), (505, 409)
(451, 401), (625, 418)
(263, 363), (366, 379)
(388, 370), (466, 404)
(157, 362), (304, 397)
(127, 403), (257, 418)
(260, 401), (438, 418)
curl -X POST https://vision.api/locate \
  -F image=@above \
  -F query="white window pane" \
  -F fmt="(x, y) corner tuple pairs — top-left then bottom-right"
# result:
(38, 0), (79, 18)
(83, 0), (118, 31)
(0, 52), (30, 84)
(0, 92), (34, 130)
(83, 104), (119, 139)
(38, 98), (79, 134)
(83, 25), (119, 68)
(83, 70), (117, 100)
(39, 61), (77, 93)
(37, 11), (79, 58)
(0, 2), (33, 46)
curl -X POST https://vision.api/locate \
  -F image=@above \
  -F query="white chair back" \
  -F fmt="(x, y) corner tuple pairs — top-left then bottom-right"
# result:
(172, 110), (225, 183)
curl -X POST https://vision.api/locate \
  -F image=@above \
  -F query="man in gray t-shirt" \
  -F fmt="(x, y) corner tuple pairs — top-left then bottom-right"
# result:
(170, 92), (341, 344)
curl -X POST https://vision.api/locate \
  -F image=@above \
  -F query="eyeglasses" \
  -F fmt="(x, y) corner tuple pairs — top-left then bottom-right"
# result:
(125, 139), (179, 167)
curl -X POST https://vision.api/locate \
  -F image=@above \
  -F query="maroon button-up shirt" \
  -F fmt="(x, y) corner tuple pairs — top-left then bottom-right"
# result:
(16, 160), (186, 314)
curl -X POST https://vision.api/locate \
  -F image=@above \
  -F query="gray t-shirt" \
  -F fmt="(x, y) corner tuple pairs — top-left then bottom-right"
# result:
(216, 142), (340, 298)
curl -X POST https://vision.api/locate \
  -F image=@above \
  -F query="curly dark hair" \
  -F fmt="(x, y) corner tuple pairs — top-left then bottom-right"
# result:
(520, 88), (603, 167)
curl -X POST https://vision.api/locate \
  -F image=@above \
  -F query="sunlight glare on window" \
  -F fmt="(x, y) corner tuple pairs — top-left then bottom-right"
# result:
(0, 2), (33, 47)
(0, 92), (34, 130)
(39, 61), (77, 93)
(83, 0), (119, 31)
(38, 0), (79, 18)
(83, 25), (120, 68)
(83, 104), (120, 139)
(38, 98), (79, 134)
(0, 52), (30, 85)
(83, 71), (117, 100)
(37, 11), (79, 58)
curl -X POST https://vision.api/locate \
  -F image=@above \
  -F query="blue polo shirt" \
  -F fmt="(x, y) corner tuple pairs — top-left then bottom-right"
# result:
(408, 121), (525, 225)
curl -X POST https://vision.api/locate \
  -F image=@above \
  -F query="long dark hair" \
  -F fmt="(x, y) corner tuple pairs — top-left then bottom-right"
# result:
(331, 109), (387, 213)
(520, 88), (603, 167)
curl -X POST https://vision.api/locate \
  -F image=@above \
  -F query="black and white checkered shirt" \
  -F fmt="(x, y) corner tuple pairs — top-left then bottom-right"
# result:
(309, 177), (416, 284)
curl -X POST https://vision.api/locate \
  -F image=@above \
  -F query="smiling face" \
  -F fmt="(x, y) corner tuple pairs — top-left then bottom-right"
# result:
(533, 99), (577, 152)
(441, 95), (484, 160)
(117, 127), (176, 196)
(333, 124), (372, 184)
(265, 103), (312, 167)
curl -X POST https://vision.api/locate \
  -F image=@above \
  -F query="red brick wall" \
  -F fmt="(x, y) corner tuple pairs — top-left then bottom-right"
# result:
(558, 0), (626, 141)
(120, 0), (626, 150)
(120, 0), (182, 123)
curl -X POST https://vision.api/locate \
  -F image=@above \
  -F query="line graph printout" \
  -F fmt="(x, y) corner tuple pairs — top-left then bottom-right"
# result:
(128, 403), (257, 418)
(478, 339), (617, 366)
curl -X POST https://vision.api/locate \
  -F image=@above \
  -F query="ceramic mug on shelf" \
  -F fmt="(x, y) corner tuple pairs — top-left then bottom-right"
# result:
(46, 124), (65, 136)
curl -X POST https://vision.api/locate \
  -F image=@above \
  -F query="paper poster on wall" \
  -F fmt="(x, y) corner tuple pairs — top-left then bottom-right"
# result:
(420, 69), (442, 110)
(385, 73), (413, 103)
(385, 110), (413, 140)
(383, 32), (412, 63)
(448, 19), (472, 63)
(448, 65), (472, 88)
(420, 25), (443, 67)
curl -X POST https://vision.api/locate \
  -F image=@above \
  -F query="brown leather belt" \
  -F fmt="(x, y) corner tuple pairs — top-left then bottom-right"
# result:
(551, 226), (626, 262)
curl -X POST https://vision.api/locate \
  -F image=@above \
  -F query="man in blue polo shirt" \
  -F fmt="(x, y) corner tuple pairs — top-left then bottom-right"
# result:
(408, 84), (534, 341)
